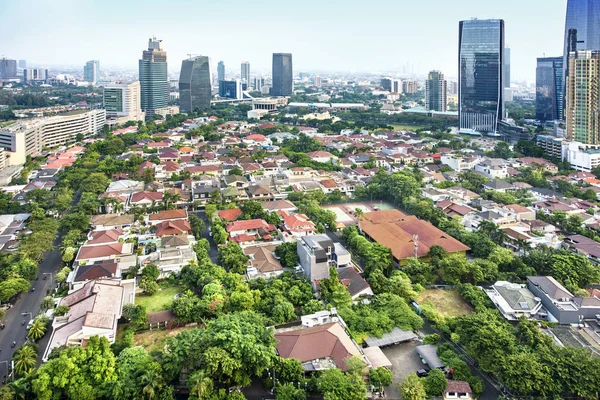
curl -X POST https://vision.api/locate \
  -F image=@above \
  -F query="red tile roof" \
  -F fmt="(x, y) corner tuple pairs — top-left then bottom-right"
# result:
(218, 208), (243, 222)
(87, 229), (123, 245)
(320, 179), (338, 189)
(130, 191), (163, 203)
(155, 220), (192, 237)
(149, 209), (187, 221)
(226, 219), (272, 233)
(76, 243), (126, 261)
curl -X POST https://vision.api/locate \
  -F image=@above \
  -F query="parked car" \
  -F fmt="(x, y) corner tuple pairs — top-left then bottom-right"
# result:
(416, 369), (429, 378)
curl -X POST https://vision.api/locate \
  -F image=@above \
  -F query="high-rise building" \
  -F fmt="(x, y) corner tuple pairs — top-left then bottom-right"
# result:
(536, 57), (564, 122)
(23, 68), (49, 83)
(426, 70), (447, 112)
(458, 19), (505, 132)
(272, 53), (293, 96)
(448, 81), (459, 96)
(0, 58), (17, 79)
(179, 56), (212, 112)
(104, 82), (145, 123)
(217, 61), (225, 82)
(565, 51), (600, 144)
(83, 60), (100, 83)
(315, 76), (322, 88)
(253, 77), (265, 91)
(504, 48), (511, 88)
(18, 60), (26, 69)
(563, 0), (600, 117)
(219, 79), (243, 100)
(241, 61), (250, 86)
(402, 80), (419, 94)
(139, 38), (169, 117)
(381, 78), (401, 93)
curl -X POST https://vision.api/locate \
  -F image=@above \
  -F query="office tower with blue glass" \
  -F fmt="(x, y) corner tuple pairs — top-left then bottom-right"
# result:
(139, 38), (169, 117)
(536, 57), (564, 122)
(84, 60), (100, 83)
(219, 79), (243, 100)
(0, 58), (17, 79)
(217, 61), (225, 82)
(241, 61), (250, 87)
(504, 48), (511, 88)
(179, 56), (212, 112)
(272, 53), (293, 96)
(458, 19), (505, 133)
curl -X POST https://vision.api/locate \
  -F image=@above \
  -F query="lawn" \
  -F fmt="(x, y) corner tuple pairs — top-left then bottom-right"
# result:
(390, 124), (426, 131)
(415, 289), (474, 318)
(133, 325), (198, 353)
(134, 286), (182, 312)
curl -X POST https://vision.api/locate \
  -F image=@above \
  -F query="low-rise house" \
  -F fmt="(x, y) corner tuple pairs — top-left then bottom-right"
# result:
(443, 186), (480, 203)
(506, 204), (536, 220)
(90, 214), (135, 231)
(306, 151), (338, 163)
(563, 234), (600, 263)
(280, 211), (317, 239)
(217, 208), (243, 222)
(191, 184), (218, 205)
(106, 180), (144, 194)
(532, 199), (585, 215)
(516, 157), (559, 174)
(75, 242), (135, 266)
(436, 200), (476, 219)
(129, 191), (163, 207)
(422, 188), (448, 203)
(297, 234), (351, 283)
(247, 185), (274, 201)
(244, 244), (284, 279)
(474, 158), (508, 179)
(484, 281), (544, 321)
(86, 228), (125, 245)
(139, 234), (196, 277)
(262, 199), (297, 213)
(337, 266), (374, 300)
(67, 260), (121, 291)
(43, 279), (136, 361)
(226, 219), (277, 245)
(224, 175), (249, 189)
(482, 180), (515, 193)
(147, 209), (188, 225)
(443, 381), (473, 400)
(319, 179), (339, 194)
(155, 220), (192, 237)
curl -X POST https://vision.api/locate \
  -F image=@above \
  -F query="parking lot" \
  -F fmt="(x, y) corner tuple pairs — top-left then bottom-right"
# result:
(381, 341), (424, 399)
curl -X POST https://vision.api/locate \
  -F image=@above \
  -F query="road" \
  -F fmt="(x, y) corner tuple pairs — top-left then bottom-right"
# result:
(0, 237), (62, 382)
(194, 211), (219, 264)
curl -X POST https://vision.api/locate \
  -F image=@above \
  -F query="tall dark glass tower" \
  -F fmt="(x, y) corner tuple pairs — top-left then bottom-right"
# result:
(217, 61), (225, 82)
(139, 38), (168, 117)
(272, 53), (293, 96)
(458, 19), (505, 133)
(179, 56), (212, 112)
(563, 0), (600, 118)
(536, 57), (564, 122)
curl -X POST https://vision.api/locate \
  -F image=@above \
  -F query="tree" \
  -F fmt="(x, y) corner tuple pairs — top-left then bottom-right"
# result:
(317, 368), (366, 400)
(399, 373), (426, 400)
(111, 346), (170, 400)
(188, 369), (214, 399)
(55, 267), (72, 284)
(28, 318), (47, 341)
(13, 345), (37, 376)
(80, 172), (111, 194)
(276, 383), (306, 400)
(423, 369), (447, 397)
(369, 367), (393, 390)
(40, 296), (55, 312)
(218, 242), (250, 274)
(241, 200), (264, 219)
(354, 208), (364, 233)
(139, 278), (159, 295)
(189, 214), (206, 240)
(141, 264), (161, 281)
(213, 225), (228, 245)
(229, 167), (243, 176)
(0, 278), (30, 302)
(53, 305), (70, 317)
(121, 303), (149, 328)
(275, 242), (300, 268)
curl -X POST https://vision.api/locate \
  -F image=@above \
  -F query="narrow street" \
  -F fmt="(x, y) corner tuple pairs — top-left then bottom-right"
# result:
(194, 210), (219, 264)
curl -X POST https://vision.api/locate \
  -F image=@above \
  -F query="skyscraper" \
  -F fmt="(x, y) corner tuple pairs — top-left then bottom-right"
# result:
(84, 60), (100, 83)
(565, 51), (600, 144)
(402, 80), (419, 94)
(381, 78), (401, 93)
(23, 68), (49, 83)
(253, 77), (265, 91)
(18, 60), (26, 69)
(0, 58), (17, 79)
(504, 48), (511, 88)
(426, 70), (447, 112)
(139, 38), (169, 117)
(217, 61), (225, 82)
(219, 79), (243, 100)
(272, 53), (293, 96)
(241, 61), (250, 86)
(563, 0), (600, 113)
(104, 82), (145, 123)
(179, 56), (212, 112)
(458, 19), (505, 132)
(536, 57), (564, 122)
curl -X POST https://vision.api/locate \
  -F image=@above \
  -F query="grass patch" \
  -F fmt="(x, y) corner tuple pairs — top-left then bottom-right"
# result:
(133, 325), (198, 353)
(134, 286), (182, 312)
(415, 289), (474, 318)
(391, 124), (426, 131)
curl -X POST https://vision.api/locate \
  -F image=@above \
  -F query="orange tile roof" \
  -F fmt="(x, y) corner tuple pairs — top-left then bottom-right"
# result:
(218, 208), (243, 222)
(130, 191), (163, 203)
(226, 219), (272, 233)
(155, 220), (192, 237)
(149, 209), (187, 221)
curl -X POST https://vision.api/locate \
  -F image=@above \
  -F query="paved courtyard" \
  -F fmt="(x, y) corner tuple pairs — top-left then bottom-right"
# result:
(381, 341), (425, 399)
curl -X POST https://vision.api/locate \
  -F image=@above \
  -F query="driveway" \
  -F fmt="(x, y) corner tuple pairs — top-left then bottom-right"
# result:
(381, 341), (425, 399)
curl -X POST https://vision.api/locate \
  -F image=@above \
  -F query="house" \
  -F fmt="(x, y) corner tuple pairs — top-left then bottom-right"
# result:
(75, 242), (135, 266)
(224, 175), (249, 189)
(436, 201), (476, 219)
(474, 158), (508, 179)
(482, 180), (515, 192)
(139, 234), (196, 277)
(217, 208), (243, 222)
(443, 381), (472, 400)
(516, 157), (558, 174)
(483, 281), (543, 321)
(192, 184), (218, 205)
(90, 214), (135, 231)
(443, 187), (480, 203)
(262, 199), (297, 213)
(155, 220), (192, 237)
(506, 204), (536, 221)
(306, 151), (337, 163)
(361, 210), (470, 264)
(563, 234), (600, 263)
(337, 266), (374, 300)
(244, 244), (284, 278)
(422, 188), (448, 203)
(319, 179), (339, 194)
(129, 191), (163, 207)
(106, 180), (144, 194)
(280, 211), (317, 239)
(43, 279), (136, 361)
(67, 260), (121, 291)
(532, 199), (583, 215)
(297, 234), (351, 283)
(86, 229), (125, 245)
(247, 185), (274, 201)
(226, 219), (277, 245)
(147, 209), (188, 225)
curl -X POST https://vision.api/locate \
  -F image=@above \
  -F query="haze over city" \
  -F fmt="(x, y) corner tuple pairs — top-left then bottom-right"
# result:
(1, 0), (567, 80)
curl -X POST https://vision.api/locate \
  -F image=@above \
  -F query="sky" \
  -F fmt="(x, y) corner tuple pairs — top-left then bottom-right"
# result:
(1, 0), (568, 82)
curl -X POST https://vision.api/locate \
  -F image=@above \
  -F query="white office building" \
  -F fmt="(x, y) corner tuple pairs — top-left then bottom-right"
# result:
(103, 82), (145, 124)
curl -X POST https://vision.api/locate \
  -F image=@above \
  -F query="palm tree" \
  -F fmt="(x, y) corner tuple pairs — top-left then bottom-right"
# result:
(13, 345), (37, 376)
(140, 364), (163, 399)
(28, 319), (47, 341)
(187, 370), (213, 399)
(354, 208), (364, 233)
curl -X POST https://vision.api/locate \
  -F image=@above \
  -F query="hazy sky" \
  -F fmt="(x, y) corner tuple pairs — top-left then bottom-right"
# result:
(1, 0), (567, 81)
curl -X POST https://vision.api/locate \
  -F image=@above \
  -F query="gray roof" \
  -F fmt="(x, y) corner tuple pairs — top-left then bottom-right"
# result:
(484, 180), (513, 190)
(337, 267), (371, 297)
(495, 283), (539, 310)
(527, 276), (573, 301)
(364, 327), (418, 347)
(478, 210), (502, 220)
(416, 344), (445, 369)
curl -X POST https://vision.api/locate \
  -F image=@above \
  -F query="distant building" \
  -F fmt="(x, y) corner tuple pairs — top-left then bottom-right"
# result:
(253, 76), (265, 91)
(23, 68), (48, 83)
(314, 76), (322, 88)
(272, 53), (293, 96)
(426, 70), (447, 112)
(219, 79), (243, 100)
(139, 37), (168, 117)
(565, 51), (600, 144)
(458, 19), (505, 132)
(217, 60), (225, 82)
(241, 61), (250, 86)
(402, 80), (418, 94)
(536, 57), (564, 121)
(18, 60), (26, 69)
(103, 82), (145, 124)
(448, 80), (458, 96)
(381, 78), (401, 93)
(504, 47), (511, 88)
(179, 55), (212, 112)
(0, 58), (17, 79)
(83, 60), (100, 83)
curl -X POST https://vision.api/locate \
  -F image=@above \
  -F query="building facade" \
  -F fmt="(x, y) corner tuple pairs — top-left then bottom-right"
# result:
(458, 19), (505, 132)
(426, 70), (447, 112)
(217, 61), (225, 82)
(241, 61), (250, 86)
(219, 79), (243, 100)
(0, 58), (17, 79)
(565, 51), (600, 144)
(139, 38), (169, 117)
(23, 68), (48, 83)
(402, 80), (419, 94)
(536, 57), (564, 121)
(272, 53), (293, 96)
(504, 48), (511, 89)
(381, 78), (401, 93)
(179, 56), (212, 112)
(84, 60), (100, 83)
(103, 82), (145, 123)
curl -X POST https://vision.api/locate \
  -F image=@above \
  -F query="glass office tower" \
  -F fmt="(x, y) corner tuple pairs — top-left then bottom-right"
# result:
(179, 56), (212, 112)
(565, 51), (600, 144)
(563, 0), (600, 117)
(458, 19), (505, 133)
(536, 57), (564, 122)
(272, 53), (293, 96)
(426, 70), (447, 112)
(139, 38), (168, 117)
(217, 61), (225, 82)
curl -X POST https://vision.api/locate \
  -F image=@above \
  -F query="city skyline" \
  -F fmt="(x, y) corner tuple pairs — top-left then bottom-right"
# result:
(1, 0), (568, 81)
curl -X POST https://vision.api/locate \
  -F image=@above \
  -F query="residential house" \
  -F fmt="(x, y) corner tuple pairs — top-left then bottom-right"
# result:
(532, 199), (584, 215)
(75, 242), (135, 267)
(482, 180), (515, 193)
(422, 188), (448, 203)
(139, 234), (196, 277)
(443, 381), (472, 400)
(224, 175), (249, 189)
(306, 151), (338, 163)
(436, 200), (476, 219)
(67, 260), (121, 291)
(280, 211), (317, 240)
(90, 214), (135, 231)
(247, 185), (274, 201)
(262, 199), (297, 213)
(506, 204), (536, 221)
(217, 208), (243, 222)
(155, 220), (192, 237)
(226, 219), (277, 246)
(297, 234), (351, 283)
(129, 191), (163, 208)
(474, 158), (508, 179)
(106, 180), (144, 194)
(563, 234), (600, 264)
(337, 266), (374, 300)
(483, 281), (544, 321)
(244, 244), (284, 279)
